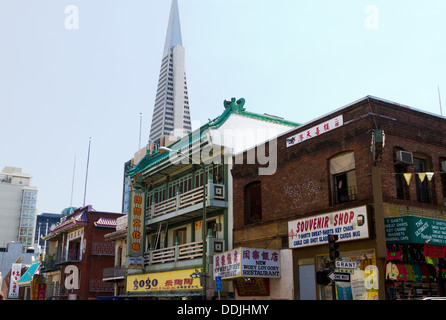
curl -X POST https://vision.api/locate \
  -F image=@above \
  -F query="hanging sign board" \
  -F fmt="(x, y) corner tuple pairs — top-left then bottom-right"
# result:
(286, 115), (343, 148)
(127, 189), (146, 269)
(213, 248), (281, 279)
(385, 216), (446, 245)
(288, 206), (369, 249)
(8, 263), (22, 299)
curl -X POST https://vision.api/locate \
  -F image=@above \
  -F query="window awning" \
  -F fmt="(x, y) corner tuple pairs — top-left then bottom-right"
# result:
(330, 152), (355, 174)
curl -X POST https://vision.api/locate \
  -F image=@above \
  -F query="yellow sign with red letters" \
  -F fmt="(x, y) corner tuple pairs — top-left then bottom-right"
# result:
(126, 268), (202, 293)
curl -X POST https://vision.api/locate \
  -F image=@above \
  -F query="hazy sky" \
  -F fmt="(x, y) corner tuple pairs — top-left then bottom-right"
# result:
(1, 0), (445, 215)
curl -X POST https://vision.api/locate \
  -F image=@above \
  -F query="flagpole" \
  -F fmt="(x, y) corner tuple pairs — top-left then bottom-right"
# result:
(70, 154), (76, 207)
(83, 138), (91, 207)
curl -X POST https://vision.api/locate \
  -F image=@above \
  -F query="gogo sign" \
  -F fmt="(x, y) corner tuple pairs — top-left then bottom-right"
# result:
(288, 206), (369, 249)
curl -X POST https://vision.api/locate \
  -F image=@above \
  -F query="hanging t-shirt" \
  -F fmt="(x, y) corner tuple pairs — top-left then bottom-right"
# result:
(397, 263), (407, 281)
(386, 262), (399, 281)
(420, 264), (430, 283)
(404, 264), (416, 282)
(386, 245), (402, 261)
(336, 285), (352, 300)
(411, 264), (422, 283)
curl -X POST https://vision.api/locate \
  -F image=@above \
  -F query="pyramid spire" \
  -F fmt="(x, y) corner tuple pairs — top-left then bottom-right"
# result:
(149, 0), (191, 145)
(164, 0), (183, 54)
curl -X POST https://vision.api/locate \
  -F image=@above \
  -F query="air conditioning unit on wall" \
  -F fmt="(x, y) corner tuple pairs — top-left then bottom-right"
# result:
(396, 150), (413, 164)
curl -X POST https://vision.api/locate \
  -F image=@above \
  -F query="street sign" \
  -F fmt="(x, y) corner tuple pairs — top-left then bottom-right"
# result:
(327, 272), (351, 283)
(335, 260), (357, 269)
(215, 276), (222, 291)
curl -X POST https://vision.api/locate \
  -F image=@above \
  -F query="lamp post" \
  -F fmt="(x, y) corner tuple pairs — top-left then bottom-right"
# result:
(159, 146), (208, 299)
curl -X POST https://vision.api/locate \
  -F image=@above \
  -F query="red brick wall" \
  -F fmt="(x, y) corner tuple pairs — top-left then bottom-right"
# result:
(232, 97), (446, 230)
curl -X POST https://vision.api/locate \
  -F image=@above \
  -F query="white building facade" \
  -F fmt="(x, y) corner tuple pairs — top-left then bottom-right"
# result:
(0, 167), (38, 249)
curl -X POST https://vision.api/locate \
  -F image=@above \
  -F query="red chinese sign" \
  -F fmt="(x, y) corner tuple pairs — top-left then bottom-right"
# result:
(424, 244), (446, 258)
(286, 115), (344, 148)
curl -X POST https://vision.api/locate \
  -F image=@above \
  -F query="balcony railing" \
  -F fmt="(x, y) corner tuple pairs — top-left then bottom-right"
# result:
(145, 241), (203, 265)
(91, 242), (115, 256)
(103, 266), (126, 281)
(55, 249), (81, 264)
(332, 185), (358, 205)
(41, 257), (61, 272)
(147, 183), (226, 221)
(89, 279), (114, 292)
(46, 283), (67, 299)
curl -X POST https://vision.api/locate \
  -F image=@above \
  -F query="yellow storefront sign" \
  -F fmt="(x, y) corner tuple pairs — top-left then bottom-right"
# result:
(127, 268), (202, 293)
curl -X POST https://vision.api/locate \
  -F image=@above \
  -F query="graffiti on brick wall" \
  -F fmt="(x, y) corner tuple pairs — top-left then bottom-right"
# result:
(283, 179), (319, 208)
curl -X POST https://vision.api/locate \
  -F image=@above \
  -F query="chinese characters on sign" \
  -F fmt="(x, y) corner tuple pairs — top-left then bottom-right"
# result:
(213, 248), (281, 279)
(286, 115), (344, 148)
(127, 190), (145, 269)
(213, 249), (240, 278)
(8, 263), (21, 299)
(126, 268), (202, 293)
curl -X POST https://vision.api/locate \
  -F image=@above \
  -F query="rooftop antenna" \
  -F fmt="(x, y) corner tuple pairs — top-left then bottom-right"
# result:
(138, 112), (142, 162)
(70, 154), (76, 207)
(438, 85), (443, 116)
(83, 137), (91, 207)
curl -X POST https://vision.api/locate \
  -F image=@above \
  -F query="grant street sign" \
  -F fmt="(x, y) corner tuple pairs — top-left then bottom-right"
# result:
(335, 260), (357, 269)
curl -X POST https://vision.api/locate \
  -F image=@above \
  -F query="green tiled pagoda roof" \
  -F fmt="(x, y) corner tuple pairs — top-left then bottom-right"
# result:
(127, 98), (299, 178)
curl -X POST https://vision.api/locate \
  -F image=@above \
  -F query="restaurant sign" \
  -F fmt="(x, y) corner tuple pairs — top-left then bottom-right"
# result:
(213, 248), (281, 279)
(126, 268), (202, 293)
(385, 216), (446, 245)
(288, 206), (369, 249)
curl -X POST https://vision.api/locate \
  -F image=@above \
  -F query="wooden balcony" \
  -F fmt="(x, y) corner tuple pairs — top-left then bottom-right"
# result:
(145, 241), (203, 265)
(146, 183), (226, 228)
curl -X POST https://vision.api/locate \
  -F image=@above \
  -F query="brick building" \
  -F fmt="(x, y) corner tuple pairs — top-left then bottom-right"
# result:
(231, 96), (446, 300)
(42, 205), (124, 300)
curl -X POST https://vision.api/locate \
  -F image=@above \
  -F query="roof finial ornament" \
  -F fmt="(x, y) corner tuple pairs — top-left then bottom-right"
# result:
(223, 97), (245, 112)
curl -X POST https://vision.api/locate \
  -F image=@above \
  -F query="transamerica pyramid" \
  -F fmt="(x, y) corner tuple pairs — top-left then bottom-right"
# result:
(149, 0), (191, 147)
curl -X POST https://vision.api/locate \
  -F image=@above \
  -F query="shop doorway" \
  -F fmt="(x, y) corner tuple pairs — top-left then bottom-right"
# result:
(299, 264), (316, 300)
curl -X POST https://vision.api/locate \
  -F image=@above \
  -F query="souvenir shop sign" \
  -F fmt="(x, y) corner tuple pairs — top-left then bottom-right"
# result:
(286, 115), (343, 148)
(213, 248), (281, 279)
(288, 206), (369, 249)
(385, 216), (446, 246)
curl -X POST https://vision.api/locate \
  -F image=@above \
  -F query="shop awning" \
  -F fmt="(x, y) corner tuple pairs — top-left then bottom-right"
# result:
(17, 262), (40, 287)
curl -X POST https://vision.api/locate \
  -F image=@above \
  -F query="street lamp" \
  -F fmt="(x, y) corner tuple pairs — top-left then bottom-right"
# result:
(159, 146), (209, 299)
